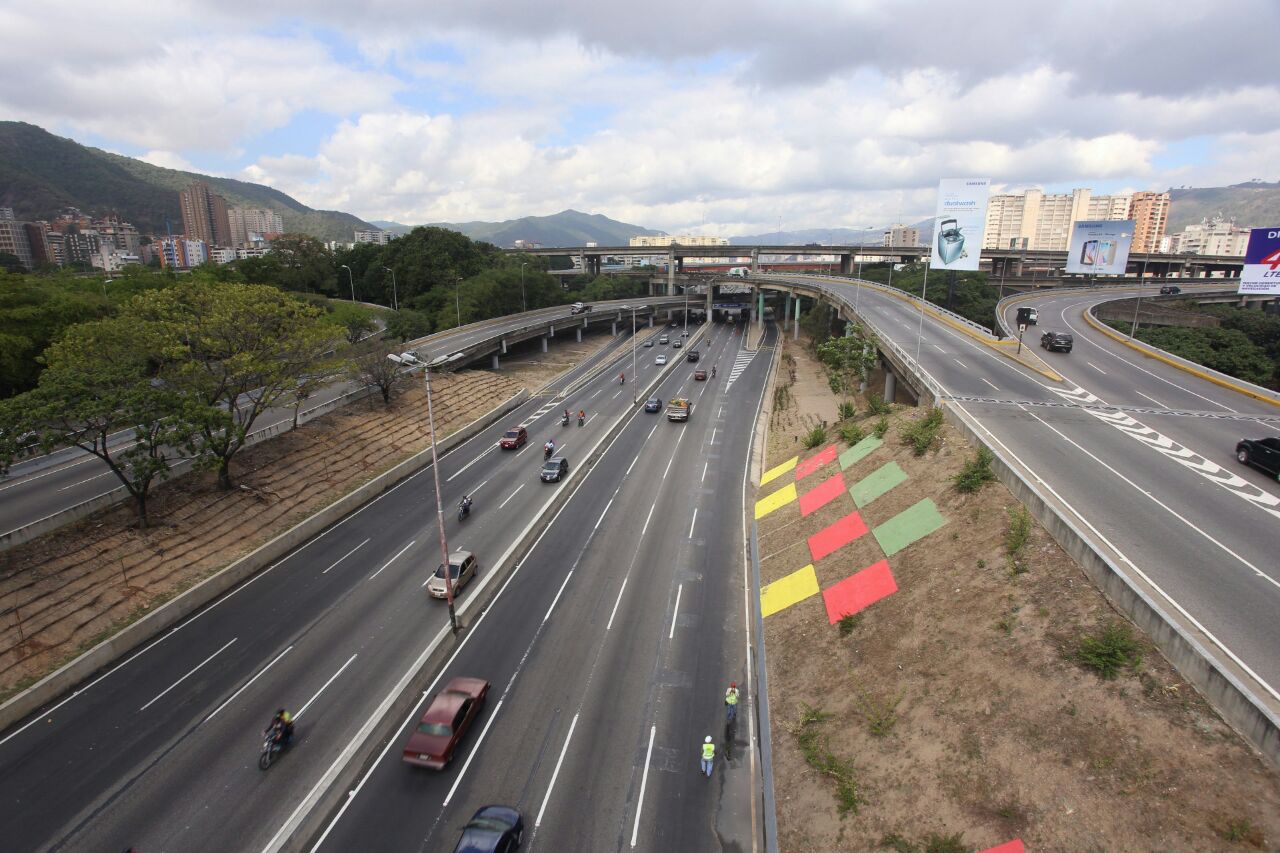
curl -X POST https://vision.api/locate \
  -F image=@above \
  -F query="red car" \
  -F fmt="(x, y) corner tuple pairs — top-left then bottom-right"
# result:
(499, 426), (527, 450)
(693, 369), (707, 381)
(403, 677), (490, 769)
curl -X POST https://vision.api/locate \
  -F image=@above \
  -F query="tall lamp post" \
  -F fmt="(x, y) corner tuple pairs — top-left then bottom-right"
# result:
(382, 267), (398, 311)
(340, 264), (356, 302)
(1130, 250), (1152, 340)
(454, 276), (463, 328)
(520, 262), (528, 313)
(101, 278), (115, 298)
(631, 304), (645, 404)
(422, 366), (458, 635)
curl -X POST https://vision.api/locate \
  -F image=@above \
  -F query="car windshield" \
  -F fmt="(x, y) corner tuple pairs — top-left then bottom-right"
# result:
(417, 722), (450, 737)
(543, 460), (559, 470)
(434, 562), (462, 578)
(466, 816), (512, 831)
(503, 431), (519, 439)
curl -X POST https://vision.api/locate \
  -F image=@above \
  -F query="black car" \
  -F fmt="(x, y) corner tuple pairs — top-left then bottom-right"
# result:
(1159, 285), (1181, 295)
(1236, 437), (1280, 477)
(686, 350), (700, 362)
(451, 804), (523, 853)
(540, 457), (569, 482)
(644, 396), (662, 413)
(1040, 330), (1073, 353)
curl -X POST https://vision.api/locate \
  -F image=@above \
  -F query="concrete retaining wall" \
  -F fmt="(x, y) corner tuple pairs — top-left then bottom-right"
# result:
(0, 389), (529, 733)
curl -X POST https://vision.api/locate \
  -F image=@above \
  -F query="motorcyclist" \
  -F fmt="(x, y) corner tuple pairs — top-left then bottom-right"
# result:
(459, 494), (473, 515)
(544, 438), (555, 458)
(619, 372), (625, 385)
(712, 365), (716, 379)
(267, 709), (294, 748)
(562, 408), (571, 425)
(577, 409), (585, 427)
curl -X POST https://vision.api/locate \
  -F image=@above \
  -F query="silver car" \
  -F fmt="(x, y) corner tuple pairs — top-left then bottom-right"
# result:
(427, 550), (477, 599)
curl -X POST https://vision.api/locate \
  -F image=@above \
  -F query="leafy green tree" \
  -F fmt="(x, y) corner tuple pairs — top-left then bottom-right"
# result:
(385, 308), (433, 341)
(380, 226), (492, 304)
(248, 234), (336, 295)
(132, 282), (341, 488)
(0, 252), (24, 274)
(327, 302), (379, 344)
(16, 318), (206, 526)
(817, 326), (879, 400)
(0, 274), (109, 396)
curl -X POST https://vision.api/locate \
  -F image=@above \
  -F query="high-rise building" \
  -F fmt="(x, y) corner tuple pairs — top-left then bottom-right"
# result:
(0, 220), (34, 269)
(94, 216), (142, 254)
(353, 229), (392, 245)
(179, 181), (233, 247)
(1130, 191), (1170, 254)
(0, 207), (14, 221)
(1174, 216), (1249, 256)
(229, 208), (284, 245)
(63, 230), (102, 267)
(883, 225), (921, 247)
(983, 188), (1135, 251)
(155, 236), (207, 269)
(628, 235), (729, 247)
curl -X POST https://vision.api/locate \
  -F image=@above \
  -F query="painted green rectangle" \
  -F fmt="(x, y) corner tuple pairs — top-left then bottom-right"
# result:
(838, 435), (883, 470)
(872, 498), (947, 556)
(849, 461), (908, 508)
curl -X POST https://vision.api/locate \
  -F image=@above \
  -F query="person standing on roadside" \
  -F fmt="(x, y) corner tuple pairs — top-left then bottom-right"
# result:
(724, 682), (739, 723)
(700, 735), (715, 777)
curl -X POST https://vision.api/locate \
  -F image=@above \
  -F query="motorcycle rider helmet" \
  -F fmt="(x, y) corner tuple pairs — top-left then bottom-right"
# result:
(705, 735), (712, 743)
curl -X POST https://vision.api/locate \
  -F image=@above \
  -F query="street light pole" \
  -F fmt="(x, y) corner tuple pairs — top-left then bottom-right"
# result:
(520, 262), (528, 313)
(1130, 252), (1151, 340)
(632, 305), (639, 404)
(454, 277), (462, 328)
(382, 267), (397, 311)
(340, 264), (356, 302)
(101, 278), (115, 298)
(422, 367), (458, 635)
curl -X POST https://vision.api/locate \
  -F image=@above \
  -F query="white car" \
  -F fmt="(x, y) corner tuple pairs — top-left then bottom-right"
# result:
(655, 354), (668, 365)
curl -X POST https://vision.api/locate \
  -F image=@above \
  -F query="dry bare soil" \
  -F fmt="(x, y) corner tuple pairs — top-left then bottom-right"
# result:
(761, 335), (1280, 852)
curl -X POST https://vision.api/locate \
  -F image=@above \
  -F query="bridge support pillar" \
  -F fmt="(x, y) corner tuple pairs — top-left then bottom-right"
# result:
(649, 315), (654, 327)
(541, 335), (549, 353)
(840, 253), (853, 275)
(667, 251), (676, 296)
(548, 324), (555, 337)
(884, 370), (897, 404)
(576, 327), (582, 342)
(501, 338), (508, 354)
(751, 247), (760, 275)
(611, 321), (618, 336)
(756, 286), (764, 330)
(793, 296), (801, 339)
(491, 353), (500, 370)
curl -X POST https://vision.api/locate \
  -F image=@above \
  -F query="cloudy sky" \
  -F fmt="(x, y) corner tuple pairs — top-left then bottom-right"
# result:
(3, 0), (1277, 234)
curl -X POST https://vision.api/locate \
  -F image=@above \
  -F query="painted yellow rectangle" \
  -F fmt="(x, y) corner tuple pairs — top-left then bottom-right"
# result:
(754, 481), (798, 519)
(761, 456), (798, 486)
(761, 564), (820, 617)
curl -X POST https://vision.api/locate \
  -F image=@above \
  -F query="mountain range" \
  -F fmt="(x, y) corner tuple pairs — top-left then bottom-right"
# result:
(1166, 181), (1280, 232)
(371, 209), (664, 247)
(0, 122), (372, 242)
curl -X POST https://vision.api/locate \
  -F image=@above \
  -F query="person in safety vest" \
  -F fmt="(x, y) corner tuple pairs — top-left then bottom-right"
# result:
(724, 682), (739, 723)
(700, 735), (715, 777)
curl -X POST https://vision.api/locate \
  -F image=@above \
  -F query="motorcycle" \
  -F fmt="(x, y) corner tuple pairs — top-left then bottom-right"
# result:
(577, 415), (584, 427)
(544, 445), (554, 460)
(561, 413), (570, 427)
(259, 728), (287, 770)
(458, 501), (472, 522)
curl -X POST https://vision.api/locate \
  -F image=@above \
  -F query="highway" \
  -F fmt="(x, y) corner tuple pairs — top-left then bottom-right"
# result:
(788, 274), (1280, 704)
(0, 298), (683, 541)
(0, 316), (769, 852)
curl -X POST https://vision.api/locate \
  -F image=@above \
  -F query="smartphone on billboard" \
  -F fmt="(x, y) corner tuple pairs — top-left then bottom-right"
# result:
(1080, 240), (1100, 265)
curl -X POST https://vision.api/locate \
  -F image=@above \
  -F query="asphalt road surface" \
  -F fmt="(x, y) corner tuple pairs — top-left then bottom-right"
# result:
(0, 317), (769, 853)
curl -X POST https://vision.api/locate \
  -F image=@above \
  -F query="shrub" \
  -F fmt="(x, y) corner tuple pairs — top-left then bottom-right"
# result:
(838, 401), (856, 420)
(1075, 622), (1143, 679)
(838, 613), (862, 636)
(873, 417), (890, 438)
(803, 425), (827, 448)
(900, 407), (944, 456)
(923, 835), (971, 853)
(952, 447), (996, 493)
(839, 423), (865, 446)
(794, 703), (861, 814)
(1004, 505), (1032, 555)
(866, 393), (891, 416)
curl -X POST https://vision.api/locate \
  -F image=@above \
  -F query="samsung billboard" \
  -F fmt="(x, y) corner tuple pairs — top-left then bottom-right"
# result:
(1065, 220), (1135, 276)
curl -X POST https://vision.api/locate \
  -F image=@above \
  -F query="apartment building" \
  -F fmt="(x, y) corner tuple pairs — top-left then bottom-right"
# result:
(1130, 191), (1171, 254)
(629, 235), (729, 247)
(983, 188), (1139, 251)
(1172, 216), (1249, 256)
(354, 229), (391, 245)
(179, 181), (233, 247)
(0, 220), (34, 269)
(229, 208), (284, 245)
(883, 225), (921, 247)
(155, 236), (208, 269)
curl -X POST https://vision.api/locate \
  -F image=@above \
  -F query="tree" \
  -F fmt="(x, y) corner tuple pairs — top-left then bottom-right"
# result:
(348, 339), (410, 405)
(385, 308), (432, 341)
(16, 318), (207, 527)
(132, 282), (341, 488)
(0, 252), (24, 274)
(327, 302), (378, 345)
(817, 326), (879, 400)
(256, 234), (336, 295)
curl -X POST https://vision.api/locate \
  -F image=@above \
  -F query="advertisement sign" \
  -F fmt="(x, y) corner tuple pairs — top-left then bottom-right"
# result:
(929, 178), (990, 271)
(1239, 227), (1280, 295)
(1065, 220), (1134, 276)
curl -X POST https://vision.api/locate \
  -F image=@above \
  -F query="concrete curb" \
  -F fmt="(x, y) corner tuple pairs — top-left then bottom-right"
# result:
(273, 326), (712, 850)
(942, 404), (1280, 771)
(0, 388), (530, 733)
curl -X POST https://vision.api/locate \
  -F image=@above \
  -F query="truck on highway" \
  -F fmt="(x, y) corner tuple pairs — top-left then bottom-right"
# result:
(570, 302), (592, 315)
(728, 267), (750, 278)
(665, 397), (692, 422)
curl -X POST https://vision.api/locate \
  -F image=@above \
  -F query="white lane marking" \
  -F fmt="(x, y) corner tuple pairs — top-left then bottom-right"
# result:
(688, 508), (698, 538)
(710, 427), (717, 445)
(56, 470), (113, 491)
(981, 378), (999, 391)
(1136, 391), (1167, 408)
(139, 638), (238, 712)
(933, 344), (945, 352)
(953, 359), (967, 369)
(446, 444), (497, 482)
(498, 484), (525, 509)
(1087, 361), (1107, 374)
(594, 497), (615, 530)
(536, 712), (580, 828)
(202, 645), (294, 725)
(669, 584), (683, 639)
(641, 503), (657, 537)
(543, 566), (576, 622)
(662, 452), (676, 479)
(718, 406), (723, 418)
(442, 697), (505, 808)
(321, 539), (370, 575)
(606, 577), (629, 631)
(701, 462), (708, 483)
(612, 389), (623, 400)
(368, 541), (416, 580)
(630, 726), (657, 848)
(296, 653), (357, 720)
(590, 388), (602, 398)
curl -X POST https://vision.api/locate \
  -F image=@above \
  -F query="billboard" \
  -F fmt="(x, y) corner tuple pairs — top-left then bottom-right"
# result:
(930, 178), (990, 271)
(1239, 227), (1280, 296)
(1065, 220), (1134, 276)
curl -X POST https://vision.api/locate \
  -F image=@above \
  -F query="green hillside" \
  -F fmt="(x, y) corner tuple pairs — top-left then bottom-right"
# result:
(429, 209), (664, 247)
(0, 121), (372, 242)
(1168, 180), (1280, 232)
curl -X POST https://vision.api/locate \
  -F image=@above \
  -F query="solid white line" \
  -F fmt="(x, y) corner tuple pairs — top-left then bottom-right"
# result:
(202, 645), (294, 725)
(630, 726), (657, 848)
(662, 453), (675, 479)
(933, 344), (945, 352)
(669, 584), (682, 639)
(981, 377), (999, 391)
(718, 406), (723, 418)
(139, 638), (237, 712)
(640, 503), (657, 537)
(594, 497), (615, 530)
(1087, 361), (1107, 374)
(296, 653), (357, 720)
(606, 577), (629, 631)
(624, 451), (642, 478)
(688, 508), (698, 538)
(590, 388), (602, 398)
(701, 461), (708, 483)
(56, 470), (113, 491)
(543, 568), (576, 622)
(953, 359), (967, 369)
(710, 427), (717, 446)
(368, 541), (415, 580)
(498, 484), (525, 509)
(443, 697), (505, 807)
(535, 713), (580, 827)
(1135, 391), (1166, 408)
(321, 538), (370, 575)
(445, 444), (497, 482)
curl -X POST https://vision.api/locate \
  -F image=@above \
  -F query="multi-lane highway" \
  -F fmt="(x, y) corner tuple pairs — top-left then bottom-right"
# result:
(0, 315), (771, 852)
(786, 274), (1280, 706)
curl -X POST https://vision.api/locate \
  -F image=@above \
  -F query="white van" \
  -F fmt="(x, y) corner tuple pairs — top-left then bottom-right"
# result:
(728, 267), (750, 278)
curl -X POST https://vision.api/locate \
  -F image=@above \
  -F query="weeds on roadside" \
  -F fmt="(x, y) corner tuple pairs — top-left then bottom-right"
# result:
(952, 447), (996, 493)
(1217, 817), (1263, 845)
(859, 692), (902, 737)
(866, 393), (892, 416)
(793, 703), (861, 814)
(838, 613), (862, 636)
(900, 407), (944, 456)
(838, 401), (857, 419)
(803, 425), (828, 448)
(994, 612), (1017, 635)
(879, 833), (972, 853)
(1004, 505), (1032, 555)
(873, 417), (890, 438)
(839, 423), (865, 446)
(773, 384), (791, 411)
(1075, 622), (1143, 679)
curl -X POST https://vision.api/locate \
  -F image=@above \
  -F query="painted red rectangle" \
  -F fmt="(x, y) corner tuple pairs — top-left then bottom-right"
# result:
(822, 559), (897, 624)
(980, 842), (1025, 853)
(799, 473), (845, 517)
(794, 444), (837, 481)
(807, 509), (869, 562)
